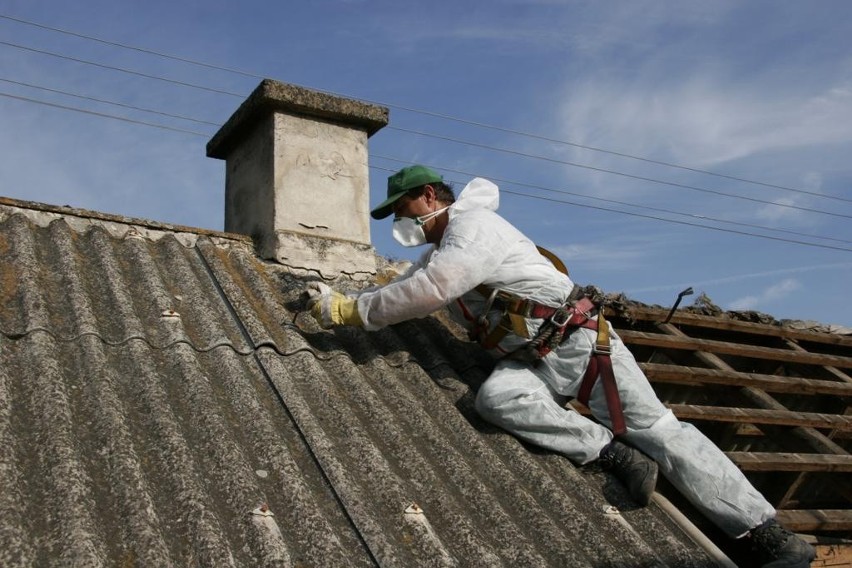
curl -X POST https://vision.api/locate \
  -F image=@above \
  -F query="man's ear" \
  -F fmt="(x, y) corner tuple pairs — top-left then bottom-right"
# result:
(423, 184), (437, 205)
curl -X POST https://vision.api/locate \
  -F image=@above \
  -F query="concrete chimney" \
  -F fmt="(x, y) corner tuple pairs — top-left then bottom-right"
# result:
(206, 79), (389, 279)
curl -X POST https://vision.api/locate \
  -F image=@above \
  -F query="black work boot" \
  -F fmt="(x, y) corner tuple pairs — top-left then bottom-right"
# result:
(597, 440), (658, 506)
(750, 519), (815, 567)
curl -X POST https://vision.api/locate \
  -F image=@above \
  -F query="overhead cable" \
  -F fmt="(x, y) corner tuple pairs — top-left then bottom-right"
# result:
(2, 12), (849, 205)
(0, 13), (262, 79)
(369, 164), (852, 253)
(0, 91), (211, 137)
(381, 107), (852, 204)
(7, 73), (849, 244)
(0, 77), (220, 126)
(371, 155), (852, 245)
(2, 35), (845, 220)
(3, 86), (849, 251)
(387, 127), (852, 220)
(0, 40), (245, 98)
(497, 189), (852, 253)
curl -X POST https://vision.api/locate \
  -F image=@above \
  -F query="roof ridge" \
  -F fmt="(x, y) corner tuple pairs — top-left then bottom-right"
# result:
(0, 194), (251, 244)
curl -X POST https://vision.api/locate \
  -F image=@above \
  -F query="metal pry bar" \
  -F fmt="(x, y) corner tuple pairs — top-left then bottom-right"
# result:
(664, 287), (694, 324)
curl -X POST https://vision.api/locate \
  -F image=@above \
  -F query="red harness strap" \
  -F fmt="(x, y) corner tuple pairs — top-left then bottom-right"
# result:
(575, 311), (626, 436)
(529, 297), (597, 359)
(468, 289), (627, 435)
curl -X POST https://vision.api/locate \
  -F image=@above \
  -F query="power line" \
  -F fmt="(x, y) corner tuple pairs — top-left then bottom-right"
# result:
(2, 12), (849, 205)
(0, 77), (220, 126)
(0, 14), (262, 79)
(7, 76), (848, 246)
(3, 86), (850, 252)
(497, 189), (852, 253)
(5, 33), (845, 220)
(368, 164), (852, 253)
(4, 32), (851, 220)
(0, 40), (245, 98)
(383, 107), (852, 205)
(388, 126), (852, 220)
(0, 91), (210, 137)
(372, 155), (852, 245)
(6, 79), (849, 246)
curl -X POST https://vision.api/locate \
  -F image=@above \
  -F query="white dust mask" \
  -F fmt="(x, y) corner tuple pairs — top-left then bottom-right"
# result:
(392, 207), (448, 247)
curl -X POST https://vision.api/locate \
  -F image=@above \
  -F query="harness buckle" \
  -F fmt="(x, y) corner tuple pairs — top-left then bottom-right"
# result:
(549, 307), (572, 328)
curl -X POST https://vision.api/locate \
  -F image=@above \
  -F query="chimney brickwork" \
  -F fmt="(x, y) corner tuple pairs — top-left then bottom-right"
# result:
(207, 80), (389, 279)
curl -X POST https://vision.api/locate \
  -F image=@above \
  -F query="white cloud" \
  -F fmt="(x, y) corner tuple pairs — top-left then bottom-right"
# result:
(561, 77), (852, 170)
(547, 231), (675, 272)
(754, 196), (804, 223)
(729, 278), (801, 310)
(632, 262), (852, 294)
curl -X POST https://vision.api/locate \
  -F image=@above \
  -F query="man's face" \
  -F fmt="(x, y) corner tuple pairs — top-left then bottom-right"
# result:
(390, 185), (446, 244)
(391, 188), (432, 220)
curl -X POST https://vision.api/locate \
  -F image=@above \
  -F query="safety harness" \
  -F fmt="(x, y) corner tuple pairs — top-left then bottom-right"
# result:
(465, 246), (627, 435)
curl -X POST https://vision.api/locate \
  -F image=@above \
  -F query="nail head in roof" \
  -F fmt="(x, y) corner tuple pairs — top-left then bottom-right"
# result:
(251, 503), (274, 517)
(161, 309), (180, 319)
(603, 505), (621, 516)
(404, 503), (424, 515)
(125, 227), (144, 240)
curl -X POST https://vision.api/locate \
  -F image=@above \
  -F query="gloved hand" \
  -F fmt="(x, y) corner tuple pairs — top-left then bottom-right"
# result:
(304, 282), (363, 328)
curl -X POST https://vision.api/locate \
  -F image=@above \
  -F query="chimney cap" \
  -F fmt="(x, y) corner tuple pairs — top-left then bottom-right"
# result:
(206, 79), (389, 159)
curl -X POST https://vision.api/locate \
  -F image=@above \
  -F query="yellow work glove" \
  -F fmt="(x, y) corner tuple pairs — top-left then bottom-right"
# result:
(305, 282), (363, 328)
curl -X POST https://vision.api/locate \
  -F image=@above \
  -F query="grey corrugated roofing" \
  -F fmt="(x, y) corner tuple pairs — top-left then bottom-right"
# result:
(0, 198), (717, 567)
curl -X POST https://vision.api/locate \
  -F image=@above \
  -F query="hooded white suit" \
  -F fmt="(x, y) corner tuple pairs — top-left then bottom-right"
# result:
(357, 178), (775, 538)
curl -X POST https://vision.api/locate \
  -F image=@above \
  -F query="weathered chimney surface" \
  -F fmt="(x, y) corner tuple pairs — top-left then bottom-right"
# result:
(207, 79), (389, 279)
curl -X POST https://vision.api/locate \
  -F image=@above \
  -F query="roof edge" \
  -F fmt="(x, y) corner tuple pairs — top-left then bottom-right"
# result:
(0, 195), (251, 244)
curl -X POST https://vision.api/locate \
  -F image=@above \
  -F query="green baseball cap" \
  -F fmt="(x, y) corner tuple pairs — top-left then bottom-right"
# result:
(370, 165), (443, 219)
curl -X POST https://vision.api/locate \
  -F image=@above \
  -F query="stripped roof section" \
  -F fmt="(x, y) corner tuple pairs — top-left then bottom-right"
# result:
(599, 299), (852, 562)
(0, 198), (716, 567)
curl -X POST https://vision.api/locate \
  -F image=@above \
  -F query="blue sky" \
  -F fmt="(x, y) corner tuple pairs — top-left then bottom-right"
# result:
(2, 1), (851, 326)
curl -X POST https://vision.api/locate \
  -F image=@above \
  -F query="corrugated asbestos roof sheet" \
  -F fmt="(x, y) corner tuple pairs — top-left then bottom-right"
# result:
(0, 199), (717, 567)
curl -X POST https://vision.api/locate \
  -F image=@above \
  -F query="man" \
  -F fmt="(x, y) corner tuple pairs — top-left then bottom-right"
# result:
(306, 164), (815, 568)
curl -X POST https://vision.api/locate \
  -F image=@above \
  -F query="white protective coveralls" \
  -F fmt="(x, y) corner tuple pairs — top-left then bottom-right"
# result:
(357, 177), (775, 538)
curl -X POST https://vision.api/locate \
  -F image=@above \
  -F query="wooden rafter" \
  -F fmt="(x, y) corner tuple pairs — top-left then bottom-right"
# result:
(601, 309), (852, 541)
(667, 404), (852, 431)
(640, 363), (852, 397)
(775, 339), (852, 509)
(631, 323), (850, 456)
(775, 509), (852, 532)
(613, 306), (852, 348)
(619, 324), (852, 531)
(618, 330), (852, 369)
(726, 452), (852, 472)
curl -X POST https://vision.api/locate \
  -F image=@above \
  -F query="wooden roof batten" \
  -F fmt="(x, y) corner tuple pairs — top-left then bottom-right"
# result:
(624, 306), (852, 348)
(618, 329), (852, 369)
(602, 303), (851, 541)
(640, 363), (852, 397)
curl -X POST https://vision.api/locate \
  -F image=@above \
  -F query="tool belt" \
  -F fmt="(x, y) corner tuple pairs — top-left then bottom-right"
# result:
(472, 285), (627, 436)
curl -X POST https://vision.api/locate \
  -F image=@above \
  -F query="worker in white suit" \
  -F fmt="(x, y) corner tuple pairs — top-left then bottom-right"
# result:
(306, 165), (814, 568)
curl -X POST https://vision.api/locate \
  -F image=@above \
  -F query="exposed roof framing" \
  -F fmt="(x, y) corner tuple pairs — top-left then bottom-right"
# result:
(604, 303), (851, 545)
